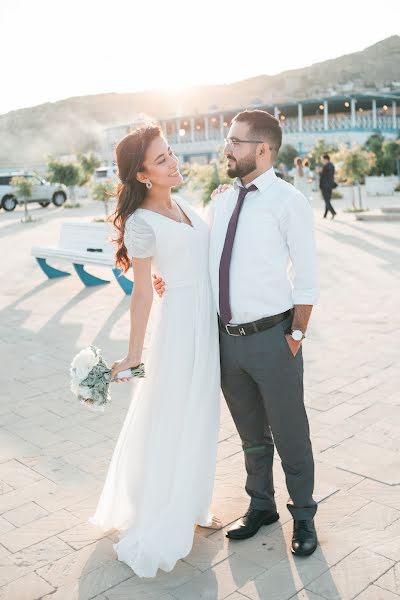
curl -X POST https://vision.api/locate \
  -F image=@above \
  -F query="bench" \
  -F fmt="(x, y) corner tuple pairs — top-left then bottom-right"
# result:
(31, 221), (133, 294)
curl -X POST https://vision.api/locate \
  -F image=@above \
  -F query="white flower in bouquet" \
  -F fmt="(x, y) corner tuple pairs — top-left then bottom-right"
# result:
(70, 345), (145, 411)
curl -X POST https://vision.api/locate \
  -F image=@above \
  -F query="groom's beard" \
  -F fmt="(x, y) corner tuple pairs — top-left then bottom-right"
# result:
(226, 153), (257, 179)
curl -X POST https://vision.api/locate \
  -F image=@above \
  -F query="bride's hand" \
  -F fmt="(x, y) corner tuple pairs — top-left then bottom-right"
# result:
(210, 183), (232, 201)
(152, 273), (165, 298)
(111, 357), (137, 382)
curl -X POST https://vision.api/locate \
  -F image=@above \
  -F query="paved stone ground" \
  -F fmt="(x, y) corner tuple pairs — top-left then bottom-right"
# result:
(0, 188), (399, 600)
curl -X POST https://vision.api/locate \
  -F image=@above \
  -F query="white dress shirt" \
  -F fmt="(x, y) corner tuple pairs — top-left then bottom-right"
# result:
(207, 167), (318, 324)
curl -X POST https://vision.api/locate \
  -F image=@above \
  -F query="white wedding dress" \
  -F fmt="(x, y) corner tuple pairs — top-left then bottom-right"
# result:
(89, 196), (220, 578)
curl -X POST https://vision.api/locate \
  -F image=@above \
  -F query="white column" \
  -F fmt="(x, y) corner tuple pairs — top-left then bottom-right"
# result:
(219, 114), (224, 139)
(204, 116), (209, 140)
(190, 118), (195, 142)
(274, 106), (279, 120)
(392, 101), (397, 129)
(351, 98), (356, 127)
(298, 103), (303, 133)
(372, 99), (377, 128)
(323, 100), (329, 130)
(175, 119), (181, 141)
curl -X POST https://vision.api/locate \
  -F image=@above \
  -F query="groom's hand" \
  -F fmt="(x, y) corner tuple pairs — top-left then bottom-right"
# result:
(285, 335), (302, 357)
(152, 274), (165, 298)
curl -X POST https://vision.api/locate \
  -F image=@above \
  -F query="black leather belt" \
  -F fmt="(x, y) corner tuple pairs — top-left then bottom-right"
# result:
(218, 309), (292, 337)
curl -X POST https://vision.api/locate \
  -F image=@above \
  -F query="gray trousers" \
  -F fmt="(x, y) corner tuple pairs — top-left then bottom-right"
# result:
(219, 313), (317, 521)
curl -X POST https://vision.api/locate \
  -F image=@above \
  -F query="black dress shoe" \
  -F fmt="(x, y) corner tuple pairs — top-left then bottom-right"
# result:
(226, 509), (279, 540)
(291, 519), (318, 556)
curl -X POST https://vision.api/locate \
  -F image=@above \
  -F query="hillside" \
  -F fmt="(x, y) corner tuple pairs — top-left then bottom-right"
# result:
(1, 36), (399, 166)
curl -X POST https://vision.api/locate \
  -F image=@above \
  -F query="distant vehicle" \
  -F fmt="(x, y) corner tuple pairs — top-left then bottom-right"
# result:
(92, 166), (118, 184)
(0, 172), (68, 212)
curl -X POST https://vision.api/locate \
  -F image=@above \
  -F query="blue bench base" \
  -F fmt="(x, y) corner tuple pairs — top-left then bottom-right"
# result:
(35, 257), (71, 279)
(35, 257), (134, 294)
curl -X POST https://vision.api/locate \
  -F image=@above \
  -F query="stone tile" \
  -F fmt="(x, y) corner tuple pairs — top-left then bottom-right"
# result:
(2, 500), (48, 527)
(4, 422), (65, 448)
(217, 440), (242, 463)
(183, 532), (235, 572)
(0, 478), (60, 515)
(238, 554), (328, 600)
(40, 561), (132, 600)
(331, 501), (400, 544)
(173, 553), (265, 600)
(318, 438), (400, 484)
(58, 521), (110, 550)
(355, 584), (400, 599)
(0, 481), (13, 496)
(314, 492), (370, 529)
(0, 517), (14, 535)
(0, 508), (81, 552)
(368, 519), (400, 561)
(17, 455), (97, 488)
(375, 563), (400, 595)
(307, 547), (393, 600)
(0, 536), (72, 587)
(312, 402), (369, 426)
(351, 478), (400, 511)
(290, 592), (327, 600)
(0, 459), (43, 489)
(207, 525), (285, 571)
(0, 431), (41, 461)
(0, 571), (54, 600)
(355, 419), (400, 452)
(53, 424), (106, 447)
(37, 537), (120, 588)
(105, 560), (198, 599)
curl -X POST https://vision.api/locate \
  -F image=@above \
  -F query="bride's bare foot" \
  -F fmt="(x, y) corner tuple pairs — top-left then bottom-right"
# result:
(198, 515), (223, 530)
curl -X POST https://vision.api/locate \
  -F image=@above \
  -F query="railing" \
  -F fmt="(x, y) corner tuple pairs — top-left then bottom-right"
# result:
(168, 113), (399, 145)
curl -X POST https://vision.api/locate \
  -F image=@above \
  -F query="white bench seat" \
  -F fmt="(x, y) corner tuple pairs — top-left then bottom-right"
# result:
(31, 221), (133, 294)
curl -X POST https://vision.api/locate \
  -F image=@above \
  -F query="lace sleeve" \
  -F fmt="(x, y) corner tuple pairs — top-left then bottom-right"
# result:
(123, 213), (156, 258)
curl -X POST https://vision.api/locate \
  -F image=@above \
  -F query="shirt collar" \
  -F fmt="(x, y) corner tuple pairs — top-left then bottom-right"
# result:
(233, 166), (277, 193)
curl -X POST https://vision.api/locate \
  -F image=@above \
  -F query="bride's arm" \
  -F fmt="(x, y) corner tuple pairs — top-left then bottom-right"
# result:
(127, 257), (153, 365)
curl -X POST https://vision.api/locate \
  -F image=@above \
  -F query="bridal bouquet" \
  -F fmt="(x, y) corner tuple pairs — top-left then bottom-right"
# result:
(70, 345), (145, 412)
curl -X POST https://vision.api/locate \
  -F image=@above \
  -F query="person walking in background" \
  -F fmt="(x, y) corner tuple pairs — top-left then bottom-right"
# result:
(319, 154), (337, 219)
(289, 156), (312, 199)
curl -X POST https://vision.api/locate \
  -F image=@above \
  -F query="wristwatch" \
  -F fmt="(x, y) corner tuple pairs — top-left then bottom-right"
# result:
(287, 329), (305, 342)
(291, 329), (305, 341)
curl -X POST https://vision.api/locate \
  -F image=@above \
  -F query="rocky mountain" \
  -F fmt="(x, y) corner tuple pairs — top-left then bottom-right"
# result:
(1, 36), (399, 167)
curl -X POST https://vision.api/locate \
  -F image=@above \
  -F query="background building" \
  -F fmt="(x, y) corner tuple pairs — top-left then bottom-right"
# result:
(104, 92), (400, 165)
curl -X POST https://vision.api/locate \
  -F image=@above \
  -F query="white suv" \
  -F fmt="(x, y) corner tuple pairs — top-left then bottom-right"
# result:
(0, 172), (68, 212)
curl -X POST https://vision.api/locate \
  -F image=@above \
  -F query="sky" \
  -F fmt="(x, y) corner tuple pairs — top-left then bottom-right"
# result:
(0, 0), (399, 115)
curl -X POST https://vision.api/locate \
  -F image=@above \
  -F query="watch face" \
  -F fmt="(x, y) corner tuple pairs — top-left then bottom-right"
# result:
(291, 330), (303, 341)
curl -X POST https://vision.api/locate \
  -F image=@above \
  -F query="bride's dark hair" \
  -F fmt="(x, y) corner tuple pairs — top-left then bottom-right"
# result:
(111, 120), (162, 273)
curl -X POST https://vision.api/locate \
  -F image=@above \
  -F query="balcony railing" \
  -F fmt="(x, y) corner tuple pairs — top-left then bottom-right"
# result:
(167, 113), (399, 144)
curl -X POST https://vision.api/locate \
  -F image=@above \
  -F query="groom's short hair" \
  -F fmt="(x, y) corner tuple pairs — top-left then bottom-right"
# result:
(232, 109), (282, 159)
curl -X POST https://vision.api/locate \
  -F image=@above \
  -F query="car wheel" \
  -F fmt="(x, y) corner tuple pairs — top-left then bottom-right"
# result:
(52, 191), (66, 206)
(1, 195), (17, 211)
(39, 201), (51, 207)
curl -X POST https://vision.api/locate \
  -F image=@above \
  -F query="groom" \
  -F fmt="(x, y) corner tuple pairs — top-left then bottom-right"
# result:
(155, 109), (318, 556)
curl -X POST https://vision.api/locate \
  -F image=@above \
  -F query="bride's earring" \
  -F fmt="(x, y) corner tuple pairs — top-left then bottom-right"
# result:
(145, 181), (152, 189)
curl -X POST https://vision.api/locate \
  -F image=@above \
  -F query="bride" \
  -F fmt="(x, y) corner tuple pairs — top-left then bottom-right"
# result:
(88, 119), (222, 578)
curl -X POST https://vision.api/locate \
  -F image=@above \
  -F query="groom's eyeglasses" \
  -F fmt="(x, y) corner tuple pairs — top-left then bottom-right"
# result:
(224, 137), (274, 151)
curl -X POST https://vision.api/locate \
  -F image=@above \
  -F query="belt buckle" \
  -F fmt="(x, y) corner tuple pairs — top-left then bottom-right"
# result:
(225, 323), (246, 336)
